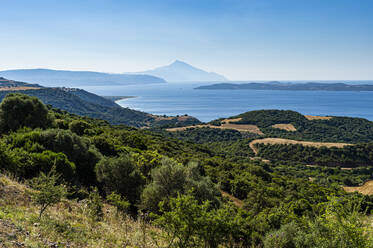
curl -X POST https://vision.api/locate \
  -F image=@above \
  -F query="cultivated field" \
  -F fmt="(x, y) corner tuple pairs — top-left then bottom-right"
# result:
(271, 123), (297, 131)
(166, 118), (264, 135)
(250, 138), (351, 154)
(344, 180), (373, 195)
(304, 115), (332, 120)
(0, 86), (40, 91)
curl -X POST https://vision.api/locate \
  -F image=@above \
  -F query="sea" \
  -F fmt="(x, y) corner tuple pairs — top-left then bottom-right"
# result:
(79, 81), (373, 122)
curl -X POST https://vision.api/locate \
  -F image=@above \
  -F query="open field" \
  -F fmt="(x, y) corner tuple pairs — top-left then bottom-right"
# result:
(0, 86), (40, 91)
(304, 115), (333, 120)
(271, 123), (297, 131)
(166, 118), (264, 134)
(344, 180), (373, 195)
(151, 114), (193, 121)
(250, 138), (351, 154)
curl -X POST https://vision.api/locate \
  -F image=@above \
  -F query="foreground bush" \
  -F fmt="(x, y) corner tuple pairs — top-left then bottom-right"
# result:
(95, 153), (145, 206)
(0, 93), (54, 132)
(264, 198), (373, 248)
(141, 158), (219, 213)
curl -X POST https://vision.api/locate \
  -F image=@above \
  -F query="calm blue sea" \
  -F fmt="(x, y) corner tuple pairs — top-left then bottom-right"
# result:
(80, 81), (373, 122)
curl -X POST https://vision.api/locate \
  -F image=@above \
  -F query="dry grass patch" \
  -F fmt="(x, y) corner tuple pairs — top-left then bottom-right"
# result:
(0, 87), (40, 91)
(271, 123), (297, 132)
(304, 115), (332, 120)
(166, 117), (264, 135)
(250, 138), (351, 154)
(344, 180), (373, 195)
(0, 174), (165, 248)
(221, 191), (244, 208)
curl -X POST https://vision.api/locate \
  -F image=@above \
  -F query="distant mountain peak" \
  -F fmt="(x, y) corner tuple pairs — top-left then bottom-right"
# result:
(141, 60), (227, 82)
(170, 60), (190, 66)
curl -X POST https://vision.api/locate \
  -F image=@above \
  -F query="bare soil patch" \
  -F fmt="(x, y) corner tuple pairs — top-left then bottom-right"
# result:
(271, 123), (297, 131)
(304, 115), (332, 120)
(344, 180), (373, 195)
(249, 138), (351, 154)
(221, 190), (244, 208)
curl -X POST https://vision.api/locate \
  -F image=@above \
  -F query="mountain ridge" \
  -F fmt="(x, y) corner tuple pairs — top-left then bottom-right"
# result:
(0, 77), (201, 127)
(139, 60), (227, 82)
(0, 68), (166, 87)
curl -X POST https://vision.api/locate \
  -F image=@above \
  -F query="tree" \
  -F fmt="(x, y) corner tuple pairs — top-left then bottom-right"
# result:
(69, 120), (91, 136)
(141, 158), (219, 213)
(0, 93), (54, 132)
(153, 194), (239, 248)
(31, 169), (67, 219)
(95, 153), (145, 205)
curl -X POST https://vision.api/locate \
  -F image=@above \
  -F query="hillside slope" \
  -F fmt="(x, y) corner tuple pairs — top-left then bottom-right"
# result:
(0, 175), (162, 247)
(0, 69), (166, 87)
(0, 78), (200, 127)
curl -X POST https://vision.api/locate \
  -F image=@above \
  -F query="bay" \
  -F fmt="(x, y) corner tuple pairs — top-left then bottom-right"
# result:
(79, 81), (373, 122)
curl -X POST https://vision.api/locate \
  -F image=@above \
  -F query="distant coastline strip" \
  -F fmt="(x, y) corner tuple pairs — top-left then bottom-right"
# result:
(102, 96), (137, 102)
(195, 82), (373, 91)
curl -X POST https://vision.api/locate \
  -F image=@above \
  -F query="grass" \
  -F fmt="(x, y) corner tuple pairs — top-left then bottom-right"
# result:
(0, 174), (165, 248)
(249, 138), (352, 154)
(344, 180), (373, 195)
(166, 118), (264, 134)
(304, 115), (332, 120)
(271, 123), (297, 131)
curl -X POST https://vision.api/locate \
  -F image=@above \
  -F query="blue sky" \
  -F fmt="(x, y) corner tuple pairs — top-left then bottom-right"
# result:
(0, 0), (372, 80)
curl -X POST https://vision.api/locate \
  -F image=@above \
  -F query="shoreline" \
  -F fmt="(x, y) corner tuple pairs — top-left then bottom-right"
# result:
(102, 96), (137, 102)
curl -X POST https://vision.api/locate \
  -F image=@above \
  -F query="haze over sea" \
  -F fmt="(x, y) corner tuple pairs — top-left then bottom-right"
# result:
(81, 81), (373, 122)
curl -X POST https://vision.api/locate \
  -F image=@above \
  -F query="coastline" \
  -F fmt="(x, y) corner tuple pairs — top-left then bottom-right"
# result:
(102, 96), (137, 102)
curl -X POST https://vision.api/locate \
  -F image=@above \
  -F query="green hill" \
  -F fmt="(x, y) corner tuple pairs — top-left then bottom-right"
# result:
(228, 109), (373, 143)
(0, 93), (372, 247)
(0, 78), (201, 128)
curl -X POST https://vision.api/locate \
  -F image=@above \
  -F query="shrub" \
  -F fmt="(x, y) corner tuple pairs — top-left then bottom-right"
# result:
(69, 120), (91, 136)
(107, 192), (130, 215)
(153, 194), (238, 248)
(95, 153), (145, 205)
(0, 93), (54, 132)
(141, 158), (219, 213)
(86, 187), (104, 221)
(31, 169), (67, 219)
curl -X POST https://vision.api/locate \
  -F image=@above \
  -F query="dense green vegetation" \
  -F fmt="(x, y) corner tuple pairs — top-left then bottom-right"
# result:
(0, 93), (372, 247)
(230, 109), (373, 143)
(256, 142), (373, 167)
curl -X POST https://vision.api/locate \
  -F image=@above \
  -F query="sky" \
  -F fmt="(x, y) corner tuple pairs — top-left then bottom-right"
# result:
(0, 0), (372, 80)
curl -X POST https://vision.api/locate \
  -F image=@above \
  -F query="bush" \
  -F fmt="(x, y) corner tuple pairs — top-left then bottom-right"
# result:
(263, 197), (373, 248)
(95, 154), (145, 206)
(107, 192), (130, 215)
(92, 135), (117, 156)
(6, 129), (101, 185)
(31, 169), (67, 219)
(0, 93), (54, 132)
(69, 120), (91, 136)
(86, 187), (103, 221)
(141, 158), (219, 213)
(153, 194), (238, 248)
